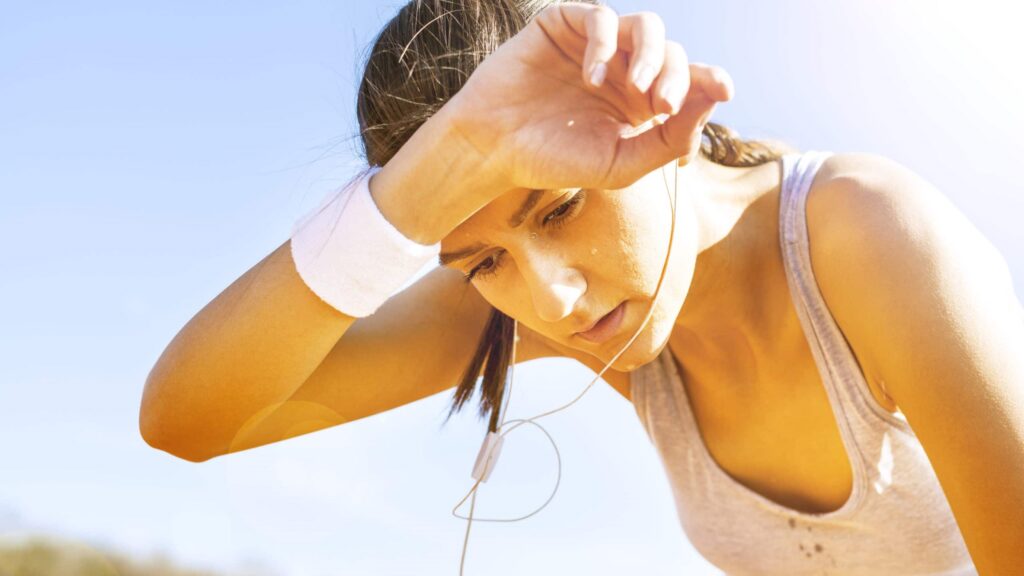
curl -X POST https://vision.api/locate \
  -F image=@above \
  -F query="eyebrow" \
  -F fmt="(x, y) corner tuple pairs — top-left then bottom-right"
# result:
(438, 188), (546, 267)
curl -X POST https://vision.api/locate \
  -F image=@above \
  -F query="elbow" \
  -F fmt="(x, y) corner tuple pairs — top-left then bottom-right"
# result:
(139, 371), (224, 463)
(138, 405), (219, 464)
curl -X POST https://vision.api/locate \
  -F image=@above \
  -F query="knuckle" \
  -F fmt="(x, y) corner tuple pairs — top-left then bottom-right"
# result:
(539, 3), (559, 16)
(586, 5), (617, 30)
(587, 7), (618, 50)
(636, 11), (665, 32)
(593, 5), (618, 20)
(536, 4), (561, 26)
(666, 41), (686, 58)
(537, 4), (562, 24)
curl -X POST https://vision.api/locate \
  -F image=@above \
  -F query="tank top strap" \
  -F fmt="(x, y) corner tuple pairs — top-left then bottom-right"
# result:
(778, 151), (913, 455)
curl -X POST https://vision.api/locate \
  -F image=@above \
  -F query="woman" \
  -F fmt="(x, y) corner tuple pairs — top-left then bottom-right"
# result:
(139, 0), (1024, 573)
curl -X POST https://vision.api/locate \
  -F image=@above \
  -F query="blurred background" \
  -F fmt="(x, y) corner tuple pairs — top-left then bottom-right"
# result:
(1, 0), (1021, 575)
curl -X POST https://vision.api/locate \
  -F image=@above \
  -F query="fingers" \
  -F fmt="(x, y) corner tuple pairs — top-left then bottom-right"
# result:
(537, 4), (736, 186)
(624, 12), (665, 93)
(581, 5), (618, 87)
(691, 61), (735, 102)
(651, 41), (690, 116)
(609, 63), (734, 186)
(552, 4), (667, 93)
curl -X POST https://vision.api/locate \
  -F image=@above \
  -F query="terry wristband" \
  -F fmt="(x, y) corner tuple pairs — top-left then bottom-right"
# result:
(289, 166), (441, 317)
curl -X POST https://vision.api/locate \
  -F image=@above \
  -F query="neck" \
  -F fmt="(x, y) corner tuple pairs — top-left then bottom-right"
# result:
(669, 153), (788, 379)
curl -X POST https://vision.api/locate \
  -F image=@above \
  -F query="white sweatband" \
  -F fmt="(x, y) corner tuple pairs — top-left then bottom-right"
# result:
(289, 166), (441, 317)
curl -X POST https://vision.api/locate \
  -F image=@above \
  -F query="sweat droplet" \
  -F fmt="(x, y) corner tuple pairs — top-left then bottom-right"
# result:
(591, 247), (598, 255)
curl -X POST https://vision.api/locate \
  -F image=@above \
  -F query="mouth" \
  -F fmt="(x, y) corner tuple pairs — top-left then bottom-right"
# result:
(575, 301), (627, 344)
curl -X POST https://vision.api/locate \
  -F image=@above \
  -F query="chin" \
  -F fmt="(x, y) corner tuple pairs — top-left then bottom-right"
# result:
(619, 249), (696, 370)
(599, 295), (679, 372)
(604, 207), (698, 371)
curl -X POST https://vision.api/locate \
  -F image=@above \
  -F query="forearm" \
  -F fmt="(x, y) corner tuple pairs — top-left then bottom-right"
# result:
(139, 240), (356, 462)
(368, 101), (508, 245)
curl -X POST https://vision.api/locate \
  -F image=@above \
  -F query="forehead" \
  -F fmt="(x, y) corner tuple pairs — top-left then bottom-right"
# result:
(442, 187), (552, 244)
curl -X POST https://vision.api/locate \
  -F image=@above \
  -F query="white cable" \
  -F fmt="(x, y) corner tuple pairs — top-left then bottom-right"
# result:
(452, 418), (561, 522)
(499, 320), (516, 430)
(454, 159), (680, 574)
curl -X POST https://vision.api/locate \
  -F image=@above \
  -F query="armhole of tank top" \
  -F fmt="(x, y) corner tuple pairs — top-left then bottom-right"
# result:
(795, 150), (916, 434)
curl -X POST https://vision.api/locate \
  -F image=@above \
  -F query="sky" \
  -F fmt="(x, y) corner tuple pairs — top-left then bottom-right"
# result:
(1, 1), (1022, 575)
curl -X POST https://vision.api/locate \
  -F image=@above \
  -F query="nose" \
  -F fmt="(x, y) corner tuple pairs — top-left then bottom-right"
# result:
(518, 248), (587, 324)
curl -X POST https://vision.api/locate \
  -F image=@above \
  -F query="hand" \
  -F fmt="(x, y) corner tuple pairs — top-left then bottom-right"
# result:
(447, 2), (734, 196)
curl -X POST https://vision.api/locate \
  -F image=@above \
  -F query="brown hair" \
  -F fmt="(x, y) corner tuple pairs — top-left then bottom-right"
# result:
(356, 0), (797, 431)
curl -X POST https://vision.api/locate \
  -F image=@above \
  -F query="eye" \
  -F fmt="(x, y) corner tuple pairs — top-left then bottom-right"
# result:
(462, 250), (506, 283)
(462, 191), (586, 283)
(542, 190), (585, 228)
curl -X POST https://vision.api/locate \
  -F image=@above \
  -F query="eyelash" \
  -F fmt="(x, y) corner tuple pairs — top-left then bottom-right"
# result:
(462, 191), (586, 283)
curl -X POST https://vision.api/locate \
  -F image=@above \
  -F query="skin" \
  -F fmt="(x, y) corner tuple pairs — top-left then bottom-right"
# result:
(142, 1), (1022, 567)
(438, 145), (864, 516)
(248, 2), (1024, 567)
(379, 0), (1024, 566)
(441, 147), (1024, 571)
(417, 0), (1024, 567)
(439, 148), (790, 379)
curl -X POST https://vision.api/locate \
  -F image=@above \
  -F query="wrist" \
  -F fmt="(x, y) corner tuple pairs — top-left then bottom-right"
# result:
(369, 102), (510, 245)
(289, 168), (439, 317)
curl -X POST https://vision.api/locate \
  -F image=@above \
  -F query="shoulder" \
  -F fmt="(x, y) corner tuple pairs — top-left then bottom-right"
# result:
(805, 153), (1024, 570)
(805, 151), (950, 242)
(803, 152), (949, 377)
(806, 151), (1011, 299)
(804, 151), (1017, 380)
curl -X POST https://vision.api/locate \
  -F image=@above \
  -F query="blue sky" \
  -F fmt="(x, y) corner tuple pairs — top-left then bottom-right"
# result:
(1, 1), (1021, 575)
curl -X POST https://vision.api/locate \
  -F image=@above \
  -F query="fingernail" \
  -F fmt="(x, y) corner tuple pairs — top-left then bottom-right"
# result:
(632, 64), (656, 93)
(589, 62), (607, 87)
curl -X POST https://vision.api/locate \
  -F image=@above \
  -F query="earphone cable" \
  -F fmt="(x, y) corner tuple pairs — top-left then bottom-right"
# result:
(454, 158), (680, 572)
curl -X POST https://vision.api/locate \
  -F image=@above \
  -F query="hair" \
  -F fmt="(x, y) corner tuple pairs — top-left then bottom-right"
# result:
(356, 0), (798, 431)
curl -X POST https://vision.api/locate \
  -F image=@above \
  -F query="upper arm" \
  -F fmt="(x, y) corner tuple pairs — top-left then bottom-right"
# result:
(808, 153), (1024, 572)
(227, 265), (569, 453)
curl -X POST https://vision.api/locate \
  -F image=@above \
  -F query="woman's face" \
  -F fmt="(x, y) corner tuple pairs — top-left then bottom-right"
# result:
(439, 160), (702, 372)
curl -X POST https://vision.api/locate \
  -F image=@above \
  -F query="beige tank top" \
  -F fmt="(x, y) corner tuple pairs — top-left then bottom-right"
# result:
(629, 151), (977, 575)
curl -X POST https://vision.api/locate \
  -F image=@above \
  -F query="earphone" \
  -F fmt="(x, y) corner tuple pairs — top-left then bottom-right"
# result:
(453, 155), (681, 574)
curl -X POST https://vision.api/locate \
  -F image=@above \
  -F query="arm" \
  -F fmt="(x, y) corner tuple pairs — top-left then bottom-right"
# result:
(141, 3), (720, 462)
(809, 153), (1024, 573)
(139, 110), (488, 463)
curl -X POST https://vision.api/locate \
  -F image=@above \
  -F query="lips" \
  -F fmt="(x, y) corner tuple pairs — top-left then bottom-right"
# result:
(575, 311), (608, 335)
(575, 301), (627, 344)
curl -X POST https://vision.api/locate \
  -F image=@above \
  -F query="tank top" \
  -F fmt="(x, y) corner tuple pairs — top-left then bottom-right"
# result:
(629, 150), (977, 575)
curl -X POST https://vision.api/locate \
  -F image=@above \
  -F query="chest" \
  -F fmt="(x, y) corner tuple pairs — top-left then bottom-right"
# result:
(683, 356), (852, 514)
(670, 335), (900, 515)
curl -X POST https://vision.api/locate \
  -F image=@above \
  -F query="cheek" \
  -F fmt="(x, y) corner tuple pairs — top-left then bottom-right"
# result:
(603, 189), (679, 290)
(469, 185), (683, 315)
(472, 280), (532, 323)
